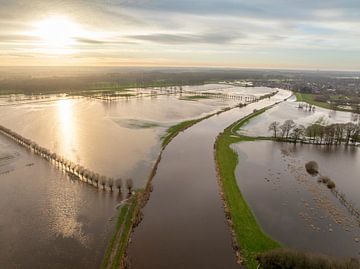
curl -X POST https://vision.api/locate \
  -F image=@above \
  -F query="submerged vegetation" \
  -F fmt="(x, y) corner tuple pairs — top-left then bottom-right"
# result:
(257, 248), (360, 269)
(216, 104), (360, 268)
(0, 125), (135, 193)
(305, 161), (319, 175)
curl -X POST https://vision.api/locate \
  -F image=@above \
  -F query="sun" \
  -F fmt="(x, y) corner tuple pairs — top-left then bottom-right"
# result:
(32, 16), (83, 54)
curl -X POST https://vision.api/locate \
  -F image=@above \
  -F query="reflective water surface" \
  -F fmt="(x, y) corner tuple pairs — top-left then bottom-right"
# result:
(0, 134), (119, 269)
(233, 141), (360, 258)
(0, 85), (278, 268)
(128, 89), (291, 268)
(0, 89), (243, 188)
(240, 95), (358, 137)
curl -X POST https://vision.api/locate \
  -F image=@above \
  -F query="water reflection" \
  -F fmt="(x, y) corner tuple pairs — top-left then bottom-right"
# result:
(57, 99), (77, 161)
(234, 141), (360, 257)
(47, 183), (90, 247)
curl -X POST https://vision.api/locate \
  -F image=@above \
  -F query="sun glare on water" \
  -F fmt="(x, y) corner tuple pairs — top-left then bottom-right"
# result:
(32, 16), (83, 54)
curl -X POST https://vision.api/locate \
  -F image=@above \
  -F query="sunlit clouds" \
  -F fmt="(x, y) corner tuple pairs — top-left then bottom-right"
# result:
(0, 0), (360, 69)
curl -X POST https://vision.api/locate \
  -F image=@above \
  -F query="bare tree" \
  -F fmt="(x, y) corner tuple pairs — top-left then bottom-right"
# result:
(115, 178), (122, 192)
(108, 178), (114, 192)
(126, 178), (134, 194)
(268, 121), (280, 138)
(100, 176), (107, 190)
(280, 120), (296, 139)
(291, 125), (305, 143)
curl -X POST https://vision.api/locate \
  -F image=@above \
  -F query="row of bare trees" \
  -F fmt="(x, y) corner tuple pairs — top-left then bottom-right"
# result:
(297, 102), (316, 111)
(0, 125), (134, 193)
(269, 119), (360, 145)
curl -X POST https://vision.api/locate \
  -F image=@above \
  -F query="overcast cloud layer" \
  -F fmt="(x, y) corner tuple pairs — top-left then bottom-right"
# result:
(0, 0), (359, 69)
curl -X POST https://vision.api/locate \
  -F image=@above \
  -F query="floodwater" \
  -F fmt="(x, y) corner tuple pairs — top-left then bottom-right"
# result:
(240, 94), (358, 137)
(127, 89), (292, 268)
(0, 88), (242, 188)
(233, 141), (360, 258)
(0, 85), (277, 269)
(0, 134), (119, 269)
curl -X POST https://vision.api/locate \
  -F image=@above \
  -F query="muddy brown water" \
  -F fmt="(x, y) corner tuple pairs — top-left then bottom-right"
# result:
(0, 86), (280, 269)
(0, 134), (120, 269)
(233, 141), (360, 258)
(127, 89), (291, 269)
(0, 91), (240, 188)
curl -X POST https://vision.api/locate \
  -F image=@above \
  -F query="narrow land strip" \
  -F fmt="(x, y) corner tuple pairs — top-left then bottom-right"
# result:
(214, 106), (281, 269)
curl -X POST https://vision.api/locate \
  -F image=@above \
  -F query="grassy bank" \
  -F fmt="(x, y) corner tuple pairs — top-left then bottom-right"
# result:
(179, 95), (212, 101)
(215, 107), (281, 269)
(162, 118), (206, 148)
(294, 92), (331, 109)
(100, 194), (139, 269)
(162, 107), (233, 148)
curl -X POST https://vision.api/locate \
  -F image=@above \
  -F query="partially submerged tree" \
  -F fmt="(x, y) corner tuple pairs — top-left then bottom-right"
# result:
(126, 178), (134, 194)
(108, 178), (114, 192)
(291, 125), (305, 143)
(305, 161), (319, 175)
(280, 120), (295, 139)
(268, 121), (280, 138)
(257, 248), (359, 269)
(115, 178), (122, 192)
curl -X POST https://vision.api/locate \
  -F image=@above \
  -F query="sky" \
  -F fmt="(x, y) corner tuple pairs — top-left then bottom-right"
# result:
(0, 0), (360, 70)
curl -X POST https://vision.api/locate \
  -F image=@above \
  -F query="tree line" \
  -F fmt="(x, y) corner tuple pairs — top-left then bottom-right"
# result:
(0, 125), (133, 194)
(268, 119), (360, 145)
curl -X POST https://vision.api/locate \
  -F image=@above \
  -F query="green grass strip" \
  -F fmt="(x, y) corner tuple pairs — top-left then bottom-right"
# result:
(100, 204), (129, 269)
(112, 197), (138, 269)
(294, 92), (332, 109)
(215, 107), (281, 269)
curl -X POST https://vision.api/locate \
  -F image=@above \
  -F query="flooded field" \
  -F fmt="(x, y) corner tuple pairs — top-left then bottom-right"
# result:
(0, 134), (119, 269)
(233, 141), (360, 258)
(0, 85), (279, 268)
(0, 85), (252, 188)
(127, 89), (292, 269)
(240, 95), (358, 137)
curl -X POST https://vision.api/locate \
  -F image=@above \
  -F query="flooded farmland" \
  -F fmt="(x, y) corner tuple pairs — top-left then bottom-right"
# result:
(0, 85), (249, 188)
(0, 134), (118, 269)
(233, 141), (360, 258)
(127, 89), (291, 269)
(0, 85), (277, 268)
(240, 95), (359, 137)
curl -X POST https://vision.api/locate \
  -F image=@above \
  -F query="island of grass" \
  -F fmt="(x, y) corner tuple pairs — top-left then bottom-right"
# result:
(179, 95), (213, 101)
(215, 107), (281, 269)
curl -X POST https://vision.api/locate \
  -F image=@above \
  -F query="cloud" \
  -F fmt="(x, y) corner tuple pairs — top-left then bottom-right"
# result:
(127, 32), (244, 45)
(0, 0), (359, 69)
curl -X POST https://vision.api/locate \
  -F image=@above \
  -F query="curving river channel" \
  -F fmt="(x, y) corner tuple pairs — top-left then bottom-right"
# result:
(127, 89), (292, 269)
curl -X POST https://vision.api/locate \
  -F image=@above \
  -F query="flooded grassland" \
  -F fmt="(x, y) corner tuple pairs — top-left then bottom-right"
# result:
(232, 98), (360, 259)
(233, 141), (360, 257)
(0, 84), (269, 268)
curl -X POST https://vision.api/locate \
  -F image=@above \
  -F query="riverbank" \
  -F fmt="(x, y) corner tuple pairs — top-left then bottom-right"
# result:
(214, 106), (281, 269)
(105, 104), (240, 268)
(102, 89), (282, 268)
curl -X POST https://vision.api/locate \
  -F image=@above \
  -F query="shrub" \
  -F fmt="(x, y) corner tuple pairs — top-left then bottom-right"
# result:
(257, 248), (359, 269)
(327, 180), (336, 189)
(319, 176), (330, 184)
(305, 161), (319, 175)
